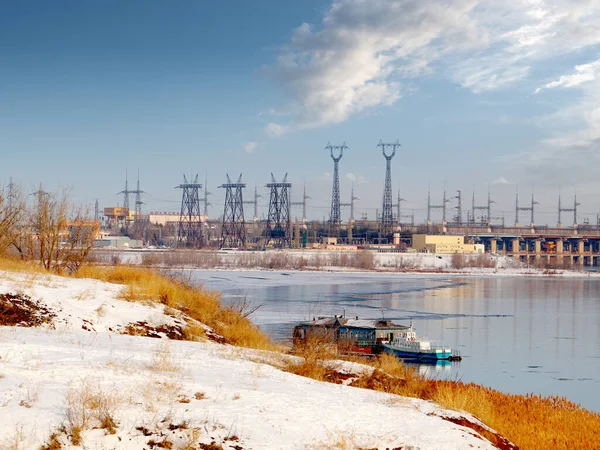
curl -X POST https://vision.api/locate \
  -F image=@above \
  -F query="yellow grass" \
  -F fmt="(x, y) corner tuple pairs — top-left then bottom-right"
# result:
(349, 355), (600, 450)
(430, 380), (600, 450)
(0, 256), (48, 276)
(289, 337), (600, 450)
(75, 265), (277, 351)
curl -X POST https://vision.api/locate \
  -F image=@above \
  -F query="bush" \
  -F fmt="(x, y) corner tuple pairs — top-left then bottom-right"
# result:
(450, 253), (466, 269)
(351, 251), (375, 270)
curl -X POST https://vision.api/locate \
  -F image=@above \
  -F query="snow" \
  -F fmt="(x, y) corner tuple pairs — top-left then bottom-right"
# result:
(0, 269), (501, 449)
(97, 248), (600, 278)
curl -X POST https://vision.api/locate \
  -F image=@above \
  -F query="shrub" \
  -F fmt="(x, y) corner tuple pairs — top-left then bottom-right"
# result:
(450, 252), (466, 269)
(351, 251), (375, 270)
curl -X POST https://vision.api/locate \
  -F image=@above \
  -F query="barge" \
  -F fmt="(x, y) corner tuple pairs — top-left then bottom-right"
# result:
(293, 316), (409, 355)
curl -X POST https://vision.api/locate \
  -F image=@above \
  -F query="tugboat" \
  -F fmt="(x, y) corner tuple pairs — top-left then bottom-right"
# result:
(382, 322), (461, 361)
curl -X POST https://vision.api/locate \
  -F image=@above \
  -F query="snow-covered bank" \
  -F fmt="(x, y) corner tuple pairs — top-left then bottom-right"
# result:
(95, 249), (600, 278)
(0, 269), (504, 449)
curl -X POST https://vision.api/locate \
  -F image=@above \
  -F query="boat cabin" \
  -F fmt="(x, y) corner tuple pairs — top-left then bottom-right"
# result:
(293, 316), (409, 354)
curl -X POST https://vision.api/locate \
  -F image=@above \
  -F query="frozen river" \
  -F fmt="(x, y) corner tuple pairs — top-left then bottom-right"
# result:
(190, 270), (600, 412)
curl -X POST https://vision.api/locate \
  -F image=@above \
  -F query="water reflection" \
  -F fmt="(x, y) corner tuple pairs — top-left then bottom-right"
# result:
(191, 271), (600, 412)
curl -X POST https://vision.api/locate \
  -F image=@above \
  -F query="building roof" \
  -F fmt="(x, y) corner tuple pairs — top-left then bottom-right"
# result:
(299, 316), (408, 330)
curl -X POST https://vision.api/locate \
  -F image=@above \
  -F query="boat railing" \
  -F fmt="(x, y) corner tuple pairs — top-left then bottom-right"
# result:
(428, 340), (451, 349)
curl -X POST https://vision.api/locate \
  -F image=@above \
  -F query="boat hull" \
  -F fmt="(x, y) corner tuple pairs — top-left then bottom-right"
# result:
(383, 344), (454, 361)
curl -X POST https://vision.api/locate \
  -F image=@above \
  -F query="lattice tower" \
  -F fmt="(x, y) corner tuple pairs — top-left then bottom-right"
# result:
(176, 174), (203, 248)
(219, 174), (246, 249)
(378, 140), (400, 236)
(327, 142), (347, 237)
(265, 173), (292, 248)
(203, 173), (213, 217)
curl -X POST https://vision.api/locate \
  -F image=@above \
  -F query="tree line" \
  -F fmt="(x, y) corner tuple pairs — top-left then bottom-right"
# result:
(0, 186), (96, 273)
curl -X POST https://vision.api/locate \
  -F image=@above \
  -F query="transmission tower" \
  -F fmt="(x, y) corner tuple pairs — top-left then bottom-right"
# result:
(428, 184), (451, 224)
(515, 187), (539, 227)
(242, 185), (262, 222)
(118, 170), (132, 212)
(291, 184), (311, 222)
(132, 170), (145, 218)
(453, 190), (462, 224)
(396, 189), (406, 223)
(7, 177), (16, 211)
(31, 183), (49, 205)
(378, 140), (400, 236)
(176, 174), (203, 248)
(558, 190), (580, 227)
(340, 185), (359, 221)
(327, 142), (347, 237)
(203, 173), (213, 217)
(265, 173), (292, 248)
(471, 187), (494, 225)
(219, 174), (246, 249)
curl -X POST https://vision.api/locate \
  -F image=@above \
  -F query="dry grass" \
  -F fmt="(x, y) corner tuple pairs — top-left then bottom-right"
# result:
(430, 380), (600, 450)
(75, 264), (277, 350)
(65, 382), (121, 445)
(0, 256), (48, 276)
(148, 342), (180, 373)
(40, 431), (63, 450)
(289, 338), (600, 450)
(352, 355), (600, 450)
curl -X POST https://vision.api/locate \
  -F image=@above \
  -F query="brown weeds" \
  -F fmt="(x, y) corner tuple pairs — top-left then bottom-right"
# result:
(75, 265), (277, 350)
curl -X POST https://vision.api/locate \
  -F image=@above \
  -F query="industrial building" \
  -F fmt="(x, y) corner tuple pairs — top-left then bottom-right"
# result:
(146, 212), (207, 227)
(103, 207), (137, 227)
(412, 234), (484, 254)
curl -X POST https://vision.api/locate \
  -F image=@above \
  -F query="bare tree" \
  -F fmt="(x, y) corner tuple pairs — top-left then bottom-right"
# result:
(10, 188), (97, 273)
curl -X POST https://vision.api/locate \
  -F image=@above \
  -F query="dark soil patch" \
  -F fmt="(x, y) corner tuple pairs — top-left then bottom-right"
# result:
(0, 292), (55, 327)
(323, 369), (354, 384)
(349, 369), (405, 392)
(433, 414), (518, 450)
(203, 327), (226, 344)
(122, 321), (185, 340)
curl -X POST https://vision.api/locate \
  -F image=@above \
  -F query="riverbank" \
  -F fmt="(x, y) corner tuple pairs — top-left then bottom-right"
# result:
(91, 248), (600, 277)
(1, 259), (599, 449)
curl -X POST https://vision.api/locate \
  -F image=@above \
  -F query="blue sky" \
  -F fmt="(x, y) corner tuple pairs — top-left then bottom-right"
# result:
(3, 0), (600, 225)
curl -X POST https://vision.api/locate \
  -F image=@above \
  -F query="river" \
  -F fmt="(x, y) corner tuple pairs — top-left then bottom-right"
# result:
(190, 270), (600, 412)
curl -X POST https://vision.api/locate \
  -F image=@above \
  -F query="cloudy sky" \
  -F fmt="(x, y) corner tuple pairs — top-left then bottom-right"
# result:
(3, 0), (600, 225)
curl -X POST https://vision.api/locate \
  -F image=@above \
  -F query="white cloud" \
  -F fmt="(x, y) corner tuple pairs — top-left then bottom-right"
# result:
(242, 142), (258, 153)
(345, 173), (365, 183)
(267, 0), (600, 132)
(264, 122), (288, 137)
(535, 59), (600, 93)
(492, 176), (510, 185)
(321, 172), (332, 180)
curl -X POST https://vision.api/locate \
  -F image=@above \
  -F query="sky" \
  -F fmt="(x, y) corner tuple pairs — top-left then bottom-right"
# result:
(3, 0), (600, 225)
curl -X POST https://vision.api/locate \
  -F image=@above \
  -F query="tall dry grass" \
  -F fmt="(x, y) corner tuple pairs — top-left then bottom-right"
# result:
(75, 265), (277, 351)
(431, 380), (600, 450)
(288, 337), (600, 450)
(351, 355), (600, 450)
(0, 256), (48, 275)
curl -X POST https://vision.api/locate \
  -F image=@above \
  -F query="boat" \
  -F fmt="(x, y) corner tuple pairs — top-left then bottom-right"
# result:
(293, 315), (409, 355)
(382, 323), (461, 361)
